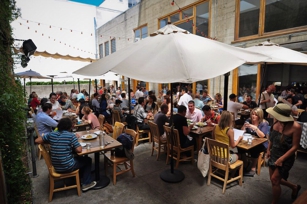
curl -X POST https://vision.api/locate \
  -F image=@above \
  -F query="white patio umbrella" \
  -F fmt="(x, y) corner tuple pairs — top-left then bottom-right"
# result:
(245, 40), (307, 65)
(74, 24), (269, 183)
(73, 24), (269, 83)
(15, 69), (51, 95)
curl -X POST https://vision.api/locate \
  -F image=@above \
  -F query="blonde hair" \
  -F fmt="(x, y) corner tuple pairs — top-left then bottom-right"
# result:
(82, 106), (92, 115)
(218, 111), (233, 129)
(251, 108), (264, 123)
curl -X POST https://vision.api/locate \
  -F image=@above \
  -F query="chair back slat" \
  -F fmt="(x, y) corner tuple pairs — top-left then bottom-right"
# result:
(113, 122), (125, 139)
(148, 121), (160, 140)
(98, 114), (105, 128)
(163, 125), (180, 148)
(207, 138), (230, 169)
(112, 110), (121, 125)
(38, 144), (53, 174)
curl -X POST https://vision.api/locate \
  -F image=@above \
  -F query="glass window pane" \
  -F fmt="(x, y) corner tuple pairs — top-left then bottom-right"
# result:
(239, 0), (260, 37)
(99, 44), (103, 58)
(105, 41), (109, 56)
(160, 18), (168, 28)
(264, 0), (307, 33)
(111, 39), (116, 53)
(182, 7), (193, 19)
(176, 21), (193, 33)
(141, 26), (148, 39)
(238, 65), (258, 102)
(170, 13), (179, 22)
(196, 1), (209, 37)
(135, 29), (140, 41)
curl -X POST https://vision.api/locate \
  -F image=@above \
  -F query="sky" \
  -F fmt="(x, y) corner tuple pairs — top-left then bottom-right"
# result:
(11, 0), (128, 82)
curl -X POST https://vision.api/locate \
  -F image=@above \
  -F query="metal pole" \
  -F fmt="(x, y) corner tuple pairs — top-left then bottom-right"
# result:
(88, 79), (91, 97)
(128, 78), (131, 114)
(29, 77), (32, 94)
(78, 78), (80, 92)
(23, 78), (26, 97)
(28, 127), (38, 177)
(73, 78), (75, 89)
(223, 72), (230, 110)
(95, 79), (98, 93)
(51, 78), (54, 93)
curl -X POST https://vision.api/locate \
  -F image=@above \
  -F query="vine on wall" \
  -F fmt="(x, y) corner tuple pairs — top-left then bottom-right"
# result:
(0, 0), (32, 203)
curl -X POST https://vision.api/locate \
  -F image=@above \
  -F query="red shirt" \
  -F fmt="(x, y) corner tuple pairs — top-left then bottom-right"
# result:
(30, 97), (40, 109)
(204, 110), (220, 124)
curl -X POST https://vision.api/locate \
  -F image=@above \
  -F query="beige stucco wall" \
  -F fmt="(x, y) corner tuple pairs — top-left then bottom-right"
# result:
(97, 0), (307, 97)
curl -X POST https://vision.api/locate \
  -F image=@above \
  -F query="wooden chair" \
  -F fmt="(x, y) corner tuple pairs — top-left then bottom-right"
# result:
(98, 114), (105, 130)
(257, 152), (265, 175)
(38, 144), (81, 201)
(112, 110), (121, 125)
(135, 125), (151, 146)
(206, 138), (243, 193)
(112, 122), (125, 139)
(148, 121), (167, 160)
(104, 129), (136, 185)
(163, 125), (194, 168)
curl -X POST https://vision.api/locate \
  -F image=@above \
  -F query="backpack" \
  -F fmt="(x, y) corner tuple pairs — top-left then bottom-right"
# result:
(115, 133), (134, 160)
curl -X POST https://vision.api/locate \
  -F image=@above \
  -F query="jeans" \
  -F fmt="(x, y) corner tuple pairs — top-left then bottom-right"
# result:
(71, 156), (93, 185)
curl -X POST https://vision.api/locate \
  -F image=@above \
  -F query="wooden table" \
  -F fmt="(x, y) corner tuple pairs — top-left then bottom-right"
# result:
(237, 136), (267, 150)
(76, 130), (122, 189)
(190, 126), (215, 152)
(293, 189), (307, 204)
(74, 121), (91, 132)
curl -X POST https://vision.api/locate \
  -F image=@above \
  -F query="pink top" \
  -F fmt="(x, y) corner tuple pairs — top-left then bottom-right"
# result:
(86, 113), (100, 129)
(185, 108), (202, 123)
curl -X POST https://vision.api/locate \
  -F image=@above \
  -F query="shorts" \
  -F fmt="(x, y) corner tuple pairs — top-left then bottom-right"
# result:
(229, 154), (238, 164)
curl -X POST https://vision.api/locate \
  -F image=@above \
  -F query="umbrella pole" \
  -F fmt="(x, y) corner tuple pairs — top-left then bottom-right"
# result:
(258, 62), (267, 105)
(95, 79), (98, 93)
(160, 83), (185, 183)
(88, 79), (91, 97)
(23, 78), (26, 97)
(128, 77), (131, 114)
(78, 78), (80, 92)
(30, 77), (32, 94)
(51, 78), (54, 93)
(73, 78), (75, 89)
(223, 72), (230, 110)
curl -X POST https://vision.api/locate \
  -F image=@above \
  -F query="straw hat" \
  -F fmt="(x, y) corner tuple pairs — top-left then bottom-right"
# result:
(266, 103), (293, 122)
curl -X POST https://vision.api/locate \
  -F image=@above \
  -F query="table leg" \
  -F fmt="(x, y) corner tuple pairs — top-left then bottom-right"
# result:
(197, 136), (202, 152)
(92, 152), (110, 189)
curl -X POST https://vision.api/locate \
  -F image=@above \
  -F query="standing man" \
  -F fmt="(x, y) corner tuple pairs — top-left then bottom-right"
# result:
(153, 104), (169, 139)
(243, 95), (258, 109)
(259, 85), (276, 118)
(227, 93), (248, 125)
(135, 86), (144, 100)
(35, 103), (58, 136)
(186, 100), (202, 123)
(177, 87), (193, 109)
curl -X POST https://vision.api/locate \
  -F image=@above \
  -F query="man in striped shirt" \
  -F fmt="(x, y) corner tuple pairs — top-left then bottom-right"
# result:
(35, 118), (96, 191)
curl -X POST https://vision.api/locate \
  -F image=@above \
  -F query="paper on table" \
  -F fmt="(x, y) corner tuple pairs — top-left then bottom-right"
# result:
(233, 128), (245, 141)
(53, 109), (63, 120)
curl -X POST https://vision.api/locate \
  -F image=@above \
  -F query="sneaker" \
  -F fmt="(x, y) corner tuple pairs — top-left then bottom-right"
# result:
(244, 170), (256, 177)
(82, 181), (97, 191)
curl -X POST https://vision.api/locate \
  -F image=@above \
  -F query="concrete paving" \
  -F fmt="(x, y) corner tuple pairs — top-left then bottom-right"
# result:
(31, 143), (307, 204)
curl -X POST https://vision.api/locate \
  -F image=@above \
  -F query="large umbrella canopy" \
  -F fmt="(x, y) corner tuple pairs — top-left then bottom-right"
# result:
(245, 40), (307, 65)
(15, 69), (50, 95)
(74, 24), (269, 83)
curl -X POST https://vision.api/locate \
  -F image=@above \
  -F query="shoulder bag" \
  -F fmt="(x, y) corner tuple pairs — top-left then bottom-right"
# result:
(197, 138), (210, 177)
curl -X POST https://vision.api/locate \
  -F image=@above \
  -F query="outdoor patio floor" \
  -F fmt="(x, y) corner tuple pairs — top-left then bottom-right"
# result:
(31, 142), (307, 204)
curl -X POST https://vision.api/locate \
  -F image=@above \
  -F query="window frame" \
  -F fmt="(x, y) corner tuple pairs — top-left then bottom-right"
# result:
(98, 43), (103, 59)
(104, 41), (110, 56)
(111, 38), (116, 53)
(234, 0), (307, 42)
(133, 24), (148, 41)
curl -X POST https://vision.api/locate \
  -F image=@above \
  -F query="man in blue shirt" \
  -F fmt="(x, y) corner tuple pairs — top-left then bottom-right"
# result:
(35, 118), (96, 191)
(35, 103), (58, 136)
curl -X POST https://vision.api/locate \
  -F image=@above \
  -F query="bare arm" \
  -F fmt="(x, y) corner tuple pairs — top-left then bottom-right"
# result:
(35, 136), (43, 144)
(227, 128), (242, 148)
(75, 146), (82, 153)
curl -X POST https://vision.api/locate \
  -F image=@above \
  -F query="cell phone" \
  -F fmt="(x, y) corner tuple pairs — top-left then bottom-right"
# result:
(245, 121), (249, 124)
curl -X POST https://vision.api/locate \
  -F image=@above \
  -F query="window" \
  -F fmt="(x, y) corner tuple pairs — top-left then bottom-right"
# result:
(134, 24), (148, 42)
(236, 0), (307, 40)
(237, 64), (257, 102)
(160, 18), (168, 28)
(99, 44), (103, 58)
(111, 39), (116, 53)
(105, 41), (109, 56)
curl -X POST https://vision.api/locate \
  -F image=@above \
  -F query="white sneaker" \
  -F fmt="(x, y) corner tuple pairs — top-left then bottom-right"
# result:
(82, 181), (96, 191)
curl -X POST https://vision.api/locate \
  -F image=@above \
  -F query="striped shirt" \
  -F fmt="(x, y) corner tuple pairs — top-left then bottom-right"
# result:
(43, 131), (80, 172)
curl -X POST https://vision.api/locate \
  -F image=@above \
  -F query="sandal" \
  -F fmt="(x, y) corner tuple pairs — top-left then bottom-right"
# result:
(291, 184), (301, 199)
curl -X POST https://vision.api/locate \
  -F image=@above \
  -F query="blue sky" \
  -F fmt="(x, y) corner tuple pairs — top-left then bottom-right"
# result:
(70, 0), (105, 6)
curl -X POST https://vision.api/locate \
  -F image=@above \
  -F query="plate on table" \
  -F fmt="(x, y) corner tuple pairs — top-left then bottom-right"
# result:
(191, 126), (198, 130)
(196, 122), (207, 127)
(79, 142), (86, 147)
(81, 134), (97, 140)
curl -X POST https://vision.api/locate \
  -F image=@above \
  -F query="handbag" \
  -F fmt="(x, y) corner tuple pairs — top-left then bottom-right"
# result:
(197, 138), (210, 177)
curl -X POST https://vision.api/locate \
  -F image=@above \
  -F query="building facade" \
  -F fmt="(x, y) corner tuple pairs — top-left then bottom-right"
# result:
(96, 0), (307, 99)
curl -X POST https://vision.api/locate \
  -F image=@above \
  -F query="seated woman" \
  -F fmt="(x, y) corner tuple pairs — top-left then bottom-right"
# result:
(81, 106), (100, 130)
(145, 95), (157, 113)
(241, 108), (268, 176)
(213, 111), (243, 164)
(215, 93), (223, 113)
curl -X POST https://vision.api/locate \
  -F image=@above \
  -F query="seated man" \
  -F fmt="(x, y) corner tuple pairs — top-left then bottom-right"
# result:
(153, 104), (169, 139)
(133, 97), (153, 130)
(60, 95), (76, 112)
(227, 93), (248, 125)
(35, 118), (96, 192)
(113, 99), (126, 122)
(120, 92), (129, 110)
(173, 105), (194, 151)
(243, 95), (257, 109)
(35, 103), (58, 136)
(201, 105), (221, 125)
(201, 90), (213, 105)
(186, 100), (202, 123)
(48, 92), (62, 120)
(193, 93), (204, 110)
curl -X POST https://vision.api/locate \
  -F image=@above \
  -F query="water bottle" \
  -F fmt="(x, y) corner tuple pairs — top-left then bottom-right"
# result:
(99, 131), (105, 148)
